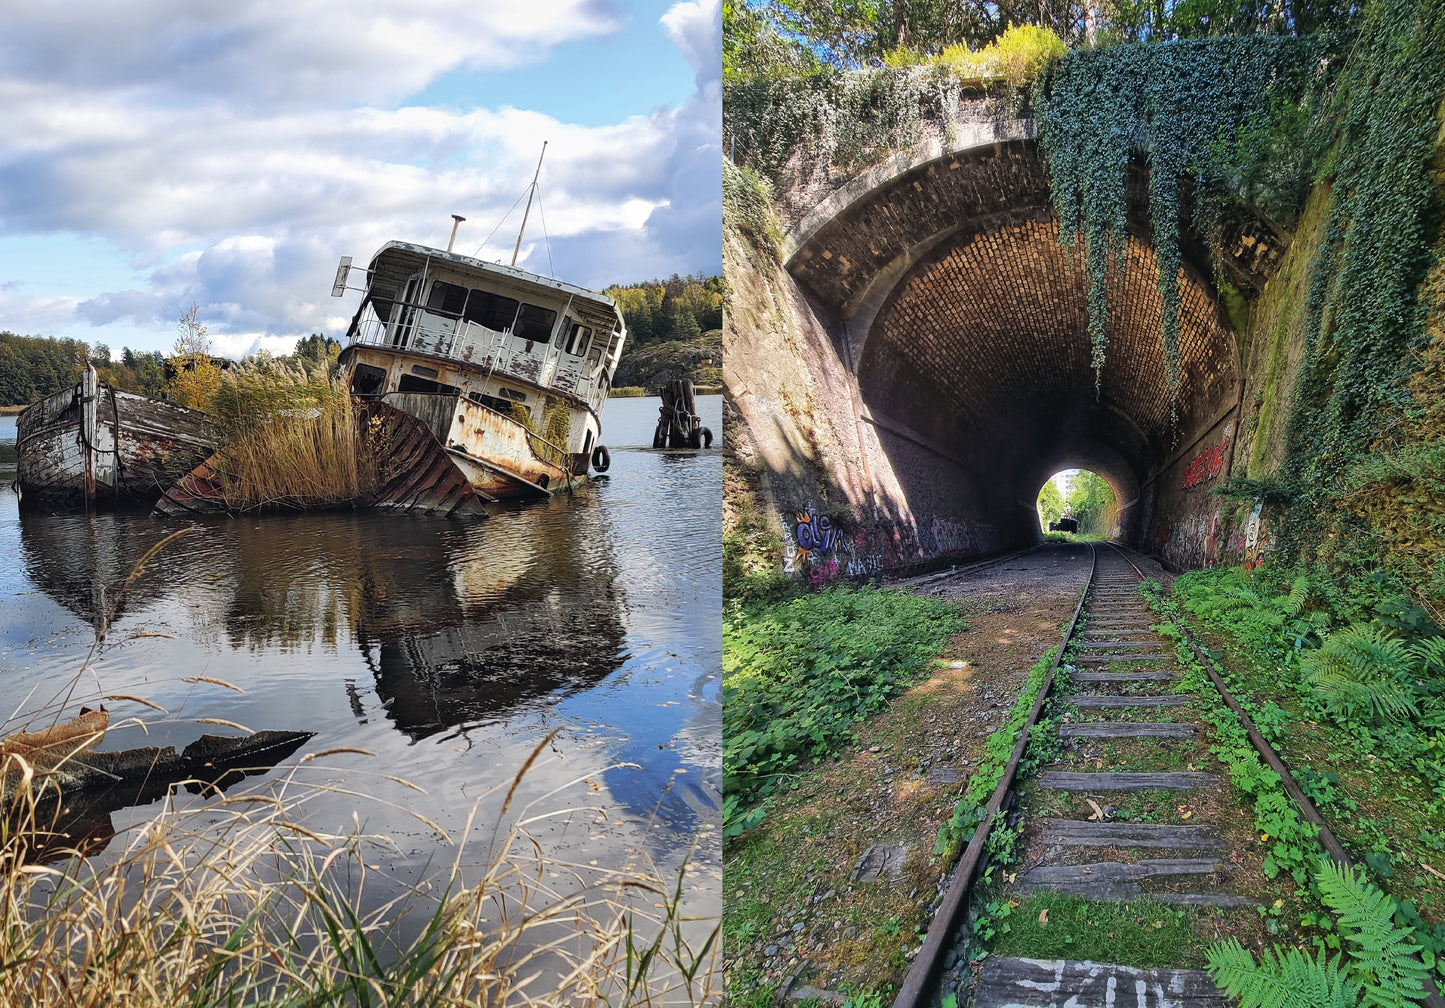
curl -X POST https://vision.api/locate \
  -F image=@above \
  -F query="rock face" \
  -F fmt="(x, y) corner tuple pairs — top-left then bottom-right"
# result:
(613, 334), (722, 393)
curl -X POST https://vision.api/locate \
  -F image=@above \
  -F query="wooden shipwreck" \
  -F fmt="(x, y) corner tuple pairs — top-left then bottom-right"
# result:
(16, 365), (221, 509)
(17, 366), (489, 517)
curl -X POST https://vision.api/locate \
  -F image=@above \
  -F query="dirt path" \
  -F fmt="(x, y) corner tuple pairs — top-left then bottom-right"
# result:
(725, 545), (1094, 1005)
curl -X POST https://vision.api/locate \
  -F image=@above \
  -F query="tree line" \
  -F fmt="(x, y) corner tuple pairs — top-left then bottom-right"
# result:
(0, 330), (341, 406)
(604, 273), (723, 350)
(724, 0), (1360, 80)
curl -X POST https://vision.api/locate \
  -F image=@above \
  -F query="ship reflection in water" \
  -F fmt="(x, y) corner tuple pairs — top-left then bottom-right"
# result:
(20, 495), (626, 733)
(2, 395), (719, 866)
(15, 447), (715, 849)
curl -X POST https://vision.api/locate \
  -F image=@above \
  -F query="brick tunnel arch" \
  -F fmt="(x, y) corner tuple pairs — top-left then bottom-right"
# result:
(784, 136), (1252, 553)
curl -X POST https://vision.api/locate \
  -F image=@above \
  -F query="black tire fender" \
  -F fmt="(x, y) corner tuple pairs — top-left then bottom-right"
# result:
(700, 427), (713, 448)
(591, 444), (611, 472)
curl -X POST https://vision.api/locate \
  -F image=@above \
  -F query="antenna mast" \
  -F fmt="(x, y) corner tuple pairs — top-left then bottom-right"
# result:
(511, 141), (547, 267)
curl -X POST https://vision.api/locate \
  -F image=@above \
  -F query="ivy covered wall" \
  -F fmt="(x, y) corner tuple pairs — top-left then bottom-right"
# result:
(724, 0), (1445, 610)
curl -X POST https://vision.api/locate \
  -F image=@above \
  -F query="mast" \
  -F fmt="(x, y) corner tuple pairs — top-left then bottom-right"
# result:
(510, 141), (547, 267)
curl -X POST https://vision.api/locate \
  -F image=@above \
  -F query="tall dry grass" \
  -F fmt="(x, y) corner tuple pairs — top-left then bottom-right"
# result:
(0, 733), (719, 1007)
(207, 364), (379, 511)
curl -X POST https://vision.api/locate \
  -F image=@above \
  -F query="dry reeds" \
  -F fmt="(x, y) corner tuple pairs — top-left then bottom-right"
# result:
(0, 734), (719, 1007)
(208, 363), (378, 511)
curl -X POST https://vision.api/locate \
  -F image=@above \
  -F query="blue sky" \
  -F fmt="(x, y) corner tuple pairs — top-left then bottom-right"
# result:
(0, 0), (721, 359)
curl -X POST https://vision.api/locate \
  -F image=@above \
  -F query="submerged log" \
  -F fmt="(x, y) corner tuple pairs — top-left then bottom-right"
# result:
(3, 716), (315, 862)
(0, 707), (109, 781)
(2, 713), (313, 800)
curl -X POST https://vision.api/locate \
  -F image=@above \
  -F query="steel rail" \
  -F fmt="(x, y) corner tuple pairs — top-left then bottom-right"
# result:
(1104, 542), (1445, 1008)
(892, 542), (1097, 1008)
(897, 543), (1049, 590)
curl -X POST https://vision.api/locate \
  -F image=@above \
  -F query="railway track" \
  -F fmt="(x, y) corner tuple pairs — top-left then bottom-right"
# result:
(891, 541), (1366, 1008)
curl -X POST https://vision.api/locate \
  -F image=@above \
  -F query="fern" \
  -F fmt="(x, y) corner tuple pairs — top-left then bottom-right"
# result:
(1208, 864), (1430, 1008)
(1284, 576), (1311, 617)
(1409, 636), (1445, 678)
(1208, 939), (1361, 1008)
(1302, 626), (1420, 725)
(1317, 861), (1430, 1008)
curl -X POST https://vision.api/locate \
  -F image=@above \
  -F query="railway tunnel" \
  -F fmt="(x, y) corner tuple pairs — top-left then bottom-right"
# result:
(728, 129), (1286, 574)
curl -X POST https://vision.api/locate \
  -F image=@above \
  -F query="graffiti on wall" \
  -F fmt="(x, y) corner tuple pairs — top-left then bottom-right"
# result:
(1151, 499), (1273, 571)
(781, 505), (996, 585)
(1181, 433), (1231, 489)
(782, 505), (848, 579)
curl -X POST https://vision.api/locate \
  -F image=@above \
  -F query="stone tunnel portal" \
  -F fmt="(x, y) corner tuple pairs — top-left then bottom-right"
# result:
(785, 138), (1244, 558)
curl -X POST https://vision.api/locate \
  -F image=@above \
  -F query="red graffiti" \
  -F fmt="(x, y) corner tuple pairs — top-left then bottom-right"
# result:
(1182, 439), (1228, 489)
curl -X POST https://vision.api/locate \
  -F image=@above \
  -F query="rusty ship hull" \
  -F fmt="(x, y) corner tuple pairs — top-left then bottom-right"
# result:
(333, 240), (627, 501)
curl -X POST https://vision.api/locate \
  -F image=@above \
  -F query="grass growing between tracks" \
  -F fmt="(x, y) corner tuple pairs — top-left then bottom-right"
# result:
(1149, 566), (1445, 988)
(977, 573), (1297, 981)
(986, 895), (1205, 965)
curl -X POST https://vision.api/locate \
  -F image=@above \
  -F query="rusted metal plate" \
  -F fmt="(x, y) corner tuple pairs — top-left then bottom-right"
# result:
(155, 400), (488, 518)
(382, 391), (569, 498)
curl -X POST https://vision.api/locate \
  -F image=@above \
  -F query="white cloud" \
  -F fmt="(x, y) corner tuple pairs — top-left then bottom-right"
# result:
(0, 0), (620, 107)
(0, 0), (720, 355)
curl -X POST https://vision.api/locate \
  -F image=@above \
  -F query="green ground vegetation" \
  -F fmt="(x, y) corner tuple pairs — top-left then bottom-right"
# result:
(1149, 566), (1445, 995)
(722, 584), (965, 837)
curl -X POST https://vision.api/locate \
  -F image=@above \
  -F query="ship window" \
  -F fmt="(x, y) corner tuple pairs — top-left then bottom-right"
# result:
(397, 374), (459, 395)
(464, 290), (520, 331)
(562, 323), (592, 356)
(410, 364), (438, 378)
(351, 363), (386, 396)
(426, 281), (467, 316)
(473, 392), (521, 413)
(515, 303), (556, 342)
(497, 388), (527, 402)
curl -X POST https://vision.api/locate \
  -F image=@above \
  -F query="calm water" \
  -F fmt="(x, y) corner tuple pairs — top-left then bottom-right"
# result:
(0, 396), (719, 912)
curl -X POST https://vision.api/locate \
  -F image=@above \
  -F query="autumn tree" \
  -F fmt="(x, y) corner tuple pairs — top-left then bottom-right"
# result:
(166, 303), (223, 410)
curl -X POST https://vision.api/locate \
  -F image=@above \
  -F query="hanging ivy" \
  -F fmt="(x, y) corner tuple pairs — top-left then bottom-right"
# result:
(1279, 0), (1445, 569)
(1033, 37), (1321, 394)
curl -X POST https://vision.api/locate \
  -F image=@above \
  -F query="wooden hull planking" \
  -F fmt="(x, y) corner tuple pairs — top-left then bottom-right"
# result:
(16, 373), (221, 509)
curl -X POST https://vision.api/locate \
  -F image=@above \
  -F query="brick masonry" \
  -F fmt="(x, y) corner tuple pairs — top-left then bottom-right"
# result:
(725, 103), (1290, 582)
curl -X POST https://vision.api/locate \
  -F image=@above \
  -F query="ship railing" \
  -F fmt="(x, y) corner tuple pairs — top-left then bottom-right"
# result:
(352, 316), (599, 417)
